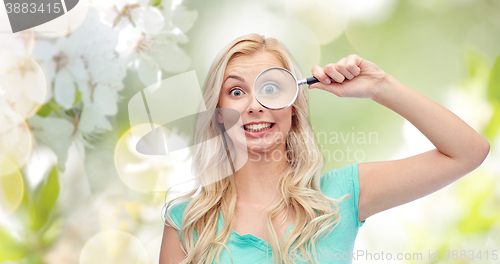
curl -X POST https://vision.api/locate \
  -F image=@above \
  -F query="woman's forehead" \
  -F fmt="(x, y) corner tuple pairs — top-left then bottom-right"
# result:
(225, 51), (285, 75)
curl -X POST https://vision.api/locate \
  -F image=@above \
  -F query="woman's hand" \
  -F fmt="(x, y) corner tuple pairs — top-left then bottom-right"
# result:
(309, 54), (387, 99)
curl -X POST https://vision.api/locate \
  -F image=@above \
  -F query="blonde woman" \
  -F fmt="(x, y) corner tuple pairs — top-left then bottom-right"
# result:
(159, 34), (490, 264)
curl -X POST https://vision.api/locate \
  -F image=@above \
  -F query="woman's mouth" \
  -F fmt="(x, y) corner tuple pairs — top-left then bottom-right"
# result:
(241, 123), (276, 137)
(243, 123), (273, 132)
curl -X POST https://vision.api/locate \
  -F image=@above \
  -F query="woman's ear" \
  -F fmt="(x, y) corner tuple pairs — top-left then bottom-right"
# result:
(292, 107), (296, 116)
(216, 110), (223, 123)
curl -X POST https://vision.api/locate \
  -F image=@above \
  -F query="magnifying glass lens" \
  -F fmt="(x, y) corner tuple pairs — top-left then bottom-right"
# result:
(254, 68), (298, 109)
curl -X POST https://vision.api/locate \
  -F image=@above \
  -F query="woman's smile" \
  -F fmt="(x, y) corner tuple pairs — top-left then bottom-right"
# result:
(241, 121), (276, 138)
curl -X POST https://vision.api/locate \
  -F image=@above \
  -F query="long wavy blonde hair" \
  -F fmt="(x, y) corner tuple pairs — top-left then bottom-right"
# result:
(164, 33), (348, 264)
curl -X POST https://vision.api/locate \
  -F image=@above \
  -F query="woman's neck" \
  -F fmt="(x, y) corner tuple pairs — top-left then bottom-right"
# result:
(233, 146), (289, 208)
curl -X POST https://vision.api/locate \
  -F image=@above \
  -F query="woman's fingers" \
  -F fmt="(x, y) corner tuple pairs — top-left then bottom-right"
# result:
(334, 58), (354, 80)
(311, 65), (331, 84)
(334, 55), (362, 80)
(309, 55), (381, 98)
(324, 63), (345, 83)
(345, 54), (362, 76)
(309, 55), (364, 90)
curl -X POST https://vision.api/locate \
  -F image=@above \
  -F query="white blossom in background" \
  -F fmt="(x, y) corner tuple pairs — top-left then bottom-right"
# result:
(93, 0), (197, 86)
(31, 36), (85, 108)
(31, 7), (126, 130)
(0, 48), (46, 119)
(25, 0), (197, 173)
(0, 106), (32, 173)
(1, 0), (198, 262)
(0, 41), (45, 171)
(0, 29), (35, 56)
(28, 115), (88, 171)
(29, 7), (126, 168)
(92, 0), (153, 31)
(69, 9), (127, 134)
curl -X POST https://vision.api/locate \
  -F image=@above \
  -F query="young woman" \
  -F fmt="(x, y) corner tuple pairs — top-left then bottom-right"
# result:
(159, 34), (489, 264)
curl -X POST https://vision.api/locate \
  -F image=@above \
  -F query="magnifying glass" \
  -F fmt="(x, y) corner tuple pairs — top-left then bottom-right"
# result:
(254, 67), (325, 110)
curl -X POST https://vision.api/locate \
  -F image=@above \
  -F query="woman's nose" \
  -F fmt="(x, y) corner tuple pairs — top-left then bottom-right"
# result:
(247, 91), (265, 114)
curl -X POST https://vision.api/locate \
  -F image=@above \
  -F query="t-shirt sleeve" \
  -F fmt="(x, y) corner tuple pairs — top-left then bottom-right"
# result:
(166, 201), (189, 240)
(320, 163), (365, 228)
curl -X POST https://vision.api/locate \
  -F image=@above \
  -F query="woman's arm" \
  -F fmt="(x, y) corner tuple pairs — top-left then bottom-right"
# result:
(159, 219), (187, 264)
(310, 55), (490, 222)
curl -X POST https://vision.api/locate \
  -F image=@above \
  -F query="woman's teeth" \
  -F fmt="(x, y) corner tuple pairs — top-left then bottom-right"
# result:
(243, 123), (273, 132)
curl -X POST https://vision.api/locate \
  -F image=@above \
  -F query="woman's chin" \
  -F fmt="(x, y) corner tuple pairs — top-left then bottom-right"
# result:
(246, 143), (282, 155)
(247, 146), (270, 153)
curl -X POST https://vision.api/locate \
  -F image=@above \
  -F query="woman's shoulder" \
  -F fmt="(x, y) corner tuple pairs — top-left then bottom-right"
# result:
(319, 163), (365, 227)
(319, 163), (359, 200)
(166, 200), (191, 229)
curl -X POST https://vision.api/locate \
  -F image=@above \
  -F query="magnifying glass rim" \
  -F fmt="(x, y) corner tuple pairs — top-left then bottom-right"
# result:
(253, 67), (299, 110)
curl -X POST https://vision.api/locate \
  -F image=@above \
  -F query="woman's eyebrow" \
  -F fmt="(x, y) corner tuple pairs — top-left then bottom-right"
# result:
(223, 75), (245, 84)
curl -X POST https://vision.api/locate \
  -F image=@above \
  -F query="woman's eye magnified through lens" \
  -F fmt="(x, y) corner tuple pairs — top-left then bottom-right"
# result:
(260, 82), (280, 95)
(253, 67), (321, 110)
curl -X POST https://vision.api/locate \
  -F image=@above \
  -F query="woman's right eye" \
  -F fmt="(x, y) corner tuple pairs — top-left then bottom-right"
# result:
(230, 88), (244, 97)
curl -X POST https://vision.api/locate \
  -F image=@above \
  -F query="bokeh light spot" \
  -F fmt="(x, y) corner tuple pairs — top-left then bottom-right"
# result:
(0, 109), (33, 175)
(0, 158), (24, 215)
(80, 230), (148, 264)
(114, 123), (189, 193)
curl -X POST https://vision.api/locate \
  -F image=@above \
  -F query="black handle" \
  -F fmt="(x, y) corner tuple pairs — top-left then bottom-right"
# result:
(307, 76), (344, 85)
(306, 76), (320, 85)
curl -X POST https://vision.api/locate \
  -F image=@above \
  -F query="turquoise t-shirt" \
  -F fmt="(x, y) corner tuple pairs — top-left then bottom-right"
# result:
(168, 163), (365, 263)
